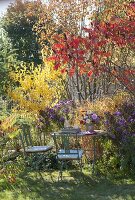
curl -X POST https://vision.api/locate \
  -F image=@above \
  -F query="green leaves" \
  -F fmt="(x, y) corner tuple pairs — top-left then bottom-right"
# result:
(0, 25), (17, 95)
(3, 0), (42, 64)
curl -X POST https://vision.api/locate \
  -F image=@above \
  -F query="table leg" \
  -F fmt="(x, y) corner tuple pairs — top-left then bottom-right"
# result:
(92, 137), (96, 174)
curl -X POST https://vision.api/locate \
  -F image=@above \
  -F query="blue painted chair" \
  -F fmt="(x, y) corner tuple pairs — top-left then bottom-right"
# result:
(52, 132), (83, 180)
(20, 124), (53, 169)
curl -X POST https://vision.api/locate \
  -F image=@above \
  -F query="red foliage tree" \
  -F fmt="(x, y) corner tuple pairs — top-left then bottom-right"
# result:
(48, 2), (135, 96)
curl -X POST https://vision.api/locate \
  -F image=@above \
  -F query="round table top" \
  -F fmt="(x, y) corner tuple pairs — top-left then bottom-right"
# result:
(51, 129), (107, 137)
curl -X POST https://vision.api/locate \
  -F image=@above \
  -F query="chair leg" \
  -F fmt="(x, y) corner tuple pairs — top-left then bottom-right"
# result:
(79, 159), (83, 172)
(65, 160), (68, 171)
(58, 160), (64, 181)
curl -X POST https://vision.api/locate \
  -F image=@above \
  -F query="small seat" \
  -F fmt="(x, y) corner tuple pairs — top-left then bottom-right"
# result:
(19, 123), (53, 169)
(52, 132), (83, 180)
(25, 146), (53, 153)
(57, 149), (83, 160)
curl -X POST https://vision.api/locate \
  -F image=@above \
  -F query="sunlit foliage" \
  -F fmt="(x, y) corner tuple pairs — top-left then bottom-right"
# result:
(46, 1), (135, 96)
(8, 61), (66, 112)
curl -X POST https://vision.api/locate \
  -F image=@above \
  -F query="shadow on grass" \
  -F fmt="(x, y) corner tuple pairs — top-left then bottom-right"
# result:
(0, 168), (135, 200)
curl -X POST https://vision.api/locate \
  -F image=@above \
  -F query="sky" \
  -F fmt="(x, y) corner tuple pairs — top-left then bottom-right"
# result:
(0, 0), (15, 16)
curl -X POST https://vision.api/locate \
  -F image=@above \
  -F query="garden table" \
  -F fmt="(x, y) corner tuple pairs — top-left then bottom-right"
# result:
(51, 129), (106, 174)
(81, 130), (106, 173)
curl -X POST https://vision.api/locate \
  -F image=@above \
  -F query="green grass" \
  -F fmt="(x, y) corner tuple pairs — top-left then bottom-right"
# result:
(0, 168), (135, 200)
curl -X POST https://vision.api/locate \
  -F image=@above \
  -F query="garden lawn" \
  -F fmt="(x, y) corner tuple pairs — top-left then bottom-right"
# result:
(0, 169), (135, 200)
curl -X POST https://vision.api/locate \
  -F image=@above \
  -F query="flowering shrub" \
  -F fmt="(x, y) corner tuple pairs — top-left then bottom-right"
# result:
(104, 102), (135, 145)
(99, 101), (135, 175)
(8, 61), (66, 112)
(37, 100), (74, 133)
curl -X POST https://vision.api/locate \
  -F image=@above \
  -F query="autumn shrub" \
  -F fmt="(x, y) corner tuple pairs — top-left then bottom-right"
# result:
(94, 93), (135, 175)
(8, 61), (66, 112)
(36, 99), (74, 134)
(100, 101), (135, 175)
(73, 91), (135, 174)
(73, 91), (131, 127)
(6, 61), (67, 141)
(0, 101), (36, 167)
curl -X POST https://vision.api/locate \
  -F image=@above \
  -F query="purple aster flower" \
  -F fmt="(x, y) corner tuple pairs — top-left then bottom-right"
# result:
(45, 120), (50, 125)
(128, 116), (135, 123)
(118, 118), (126, 126)
(48, 109), (55, 114)
(132, 111), (135, 117)
(104, 120), (109, 125)
(66, 100), (73, 104)
(63, 108), (69, 113)
(59, 117), (65, 122)
(121, 136), (127, 143)
(91, 113), (98, 120)
(50, 114), (57, 119)
(95, 116), (100, 123)
(84, 115), (89, 120)
(110, 134), (116, 139)
(55, 105), (61, 109)
(116, 127), (122, 132)
(38, 117), (43, 122)
(36, 124), (42, 129)
(123, 130), (128, 135)
(114, 111), (121, 116)
(131, 119), (135, 123)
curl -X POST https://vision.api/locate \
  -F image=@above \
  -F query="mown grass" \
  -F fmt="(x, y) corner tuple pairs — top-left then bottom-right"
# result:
(0, 168), (135, 200)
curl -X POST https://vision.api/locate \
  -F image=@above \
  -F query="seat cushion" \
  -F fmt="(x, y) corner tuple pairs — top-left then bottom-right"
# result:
(57, 149), (83, 160)
(25, 145), (53, 153)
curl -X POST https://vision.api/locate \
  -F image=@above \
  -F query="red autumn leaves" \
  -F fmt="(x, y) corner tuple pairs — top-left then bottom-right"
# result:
(48, 2), (135, 93)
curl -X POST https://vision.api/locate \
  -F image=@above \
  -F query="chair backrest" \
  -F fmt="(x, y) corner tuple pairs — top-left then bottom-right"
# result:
(52, 132), (80, 154)
(19, 124), (33, 152)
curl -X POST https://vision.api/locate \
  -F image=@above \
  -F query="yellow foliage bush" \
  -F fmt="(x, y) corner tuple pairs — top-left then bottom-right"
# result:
(8, 61), (66, 112)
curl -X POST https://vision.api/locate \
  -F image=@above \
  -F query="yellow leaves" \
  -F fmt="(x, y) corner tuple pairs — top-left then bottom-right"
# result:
(20, 75), (33, 91)
(8, 61), (65, 112)
(113, 91), (131, 106)
(96, 0), (131, 23)
(1, 114), (21, 138)
(1, 115), (16, 131)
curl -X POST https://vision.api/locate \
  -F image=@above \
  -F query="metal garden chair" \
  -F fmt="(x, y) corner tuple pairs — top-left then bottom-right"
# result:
(52, 132), (83, 180)
(19, 124), (53, 169)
